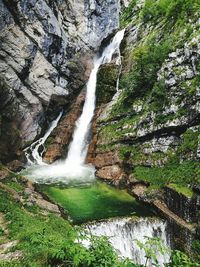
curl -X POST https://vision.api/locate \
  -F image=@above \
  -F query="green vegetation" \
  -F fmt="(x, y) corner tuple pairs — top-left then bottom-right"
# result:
(137, 237), (170, 267)
(119, 144), (168, 165)
(0, 175), (199, 266)
(169, 250), (200, 267)
(168, 183), (194, 198)
(141, 0), (200, 24)
(133, 160), (200, 187)
(96, 64), (119, 105)
(99, 115), (140, 142)
(120, 0), (137, 27)
(177, 128), (199, 157)
(192, 240), (200, 263)
(111, 35), (173, 116)
(40, 181), (153, 224)
(0, 187), (136, 267)
(3, 177), (24, 192)
(180, 75), (200, 96)
(113, 0), (200, 119)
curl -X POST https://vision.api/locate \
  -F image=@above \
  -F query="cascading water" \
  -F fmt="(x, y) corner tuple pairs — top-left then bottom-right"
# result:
(65, 29), (125, 169)
(84, 217), (171, 267)
(23, 29), (125, 184)
(24, 111), (63, 165)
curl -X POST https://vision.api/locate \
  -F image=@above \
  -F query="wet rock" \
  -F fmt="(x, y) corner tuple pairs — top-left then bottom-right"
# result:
(96, 164), (123, 181)
(0, 169), (9, 180)
(0, 240), (22, 261)
(94, 151), (121, 168)
(43, 92), (85, 163)
(96, 63), (120, 105)
(6, 160), (24, 172)
(164, 186), (200, 223)
(35, 198), (60, 214)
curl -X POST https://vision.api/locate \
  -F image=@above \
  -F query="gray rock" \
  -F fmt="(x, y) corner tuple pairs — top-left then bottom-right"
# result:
(0, 0), (121, 162)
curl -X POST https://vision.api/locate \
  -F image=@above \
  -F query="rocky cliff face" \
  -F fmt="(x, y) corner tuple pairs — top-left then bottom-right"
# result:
(91, 0), (200, 189)
(0, 0), (121, 163)
(164, 186), (200, 223)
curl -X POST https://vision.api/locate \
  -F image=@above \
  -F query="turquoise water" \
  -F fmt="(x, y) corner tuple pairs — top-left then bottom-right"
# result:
(40, 181), (154, 224)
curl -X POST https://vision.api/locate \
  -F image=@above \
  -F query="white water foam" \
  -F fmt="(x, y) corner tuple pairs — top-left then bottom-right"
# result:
(83, 217), (171, 267)
(65, 29), (125, 167)
(24, 111), (63, 165)
(23, 30), (125, 184)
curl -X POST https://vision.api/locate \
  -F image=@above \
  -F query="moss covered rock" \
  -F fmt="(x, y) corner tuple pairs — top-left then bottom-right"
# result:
(96, 64), (120, 105)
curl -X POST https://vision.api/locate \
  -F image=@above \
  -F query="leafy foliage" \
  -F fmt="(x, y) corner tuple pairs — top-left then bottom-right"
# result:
(137, 237), (170, 267)
(168, 250), (200, 267)
(0, 188), (135, 267)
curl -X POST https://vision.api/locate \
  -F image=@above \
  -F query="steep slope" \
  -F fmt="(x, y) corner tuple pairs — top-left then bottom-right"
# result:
(92, 0), (200, 186)
(0, 0), (121, 163)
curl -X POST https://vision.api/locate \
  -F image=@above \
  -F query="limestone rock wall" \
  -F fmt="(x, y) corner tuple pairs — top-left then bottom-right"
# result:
(90, 0), (200, 187)
(0, 0), (120, 163)
(164, 186), (200, 223)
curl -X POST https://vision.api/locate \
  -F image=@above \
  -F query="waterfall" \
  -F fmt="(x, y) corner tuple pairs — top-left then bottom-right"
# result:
(24, 111), (62, 165)
(22, 29), (125, 184)
(65, 29), (125, 168)
(83, 217), (171, 267)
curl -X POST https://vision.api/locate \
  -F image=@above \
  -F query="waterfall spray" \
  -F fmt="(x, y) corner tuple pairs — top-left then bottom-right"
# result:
(24, 111), (63, 165)
(23, 29), (125, 184)
(65, 29), (125, 168)
(83, 217), (171, 267)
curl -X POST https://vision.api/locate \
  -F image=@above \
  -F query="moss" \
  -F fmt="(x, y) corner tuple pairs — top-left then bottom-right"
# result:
(97, 143), (116, 153)
(120, 0), (137, 27)
(154, 113), (175, 125)
(168, 183), (194, 198)
(133, 160), (200, 187)
(177, 128), (199, 157)
(96, 64), (119, 105)
(175, 107), (188, 118)
(179, 75), (200, 96)
(119, 145), (133, 160)
(98, 115), (140, 143)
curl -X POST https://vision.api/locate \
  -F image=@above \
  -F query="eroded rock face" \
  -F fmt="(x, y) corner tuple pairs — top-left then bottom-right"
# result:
(164, 186), (200, 223)
(43, 92), (85, 163)
(89, 3), (200, 185)
(0, 0), (120, 163)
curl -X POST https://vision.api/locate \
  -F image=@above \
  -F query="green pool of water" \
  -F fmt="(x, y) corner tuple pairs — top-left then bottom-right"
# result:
(40, 181), (154, 224)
